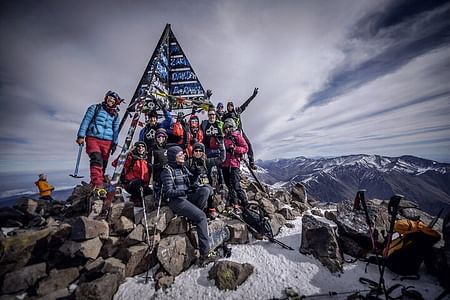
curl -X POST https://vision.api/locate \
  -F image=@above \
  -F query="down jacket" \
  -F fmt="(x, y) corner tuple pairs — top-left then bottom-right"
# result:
(77, 104), (120, 144)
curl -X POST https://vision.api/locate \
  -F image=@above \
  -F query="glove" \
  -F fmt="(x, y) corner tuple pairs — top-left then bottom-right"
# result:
(76, 137), (85, 145)
(110, 144), (117, 155)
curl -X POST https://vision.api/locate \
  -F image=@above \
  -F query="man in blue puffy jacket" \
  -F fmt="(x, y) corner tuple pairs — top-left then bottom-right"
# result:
(76, 91), (122, 188)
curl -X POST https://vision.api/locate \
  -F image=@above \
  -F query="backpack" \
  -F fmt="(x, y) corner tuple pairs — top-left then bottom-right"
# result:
(383, 219), (441, 275)
(242, 202), (273, 238)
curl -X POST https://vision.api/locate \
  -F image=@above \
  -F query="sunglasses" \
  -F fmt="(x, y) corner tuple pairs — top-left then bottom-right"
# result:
(194, 149), (203, 153)
(208, 114), (216, 116)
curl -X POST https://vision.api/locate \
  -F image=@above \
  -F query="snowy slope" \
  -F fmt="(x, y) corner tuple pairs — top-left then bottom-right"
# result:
(114, 215), (444, 300)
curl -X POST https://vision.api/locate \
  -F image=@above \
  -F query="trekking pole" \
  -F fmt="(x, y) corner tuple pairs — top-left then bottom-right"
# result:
(230, 211), (294, 250)
(378, 194), (403, 299)
(140, 187), (152, 283)
(242, 158), (265, 193)
(70, 144), (84, 178)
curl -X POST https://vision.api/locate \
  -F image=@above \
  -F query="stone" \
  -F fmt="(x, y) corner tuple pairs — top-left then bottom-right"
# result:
(114, 216), (135, 234)
(109, 202), (135, 226)
(125, 224), (146, 246)
(59, 237), (102, 259)
(115, 243), (153, 277)
(291, 183), (307, 203)
(208, 219), (230, 250)
(100, 236), (121, 257)
(164, 216), (189, 235)
(75, 273), (121, 300)
(0, 207), (26, 227)
(13, 197), (38, 214)
(36, 288), (70, 300)
(71, 216), (109, 241)
(259, 198), (276, 215)
(225, 219), (249, 244)
(274, 190), (292, 204)
(208, 260), (254, 290)
(145, 206), (174, 234)
(300, 214), (342, 273)
(102, 257), (126, 280)
(1, 262), (47, 294)
(278, 207), (297, 220)
(0, 227), (52, 276)
(36, 267), (79, 296)
(268, 213), (286, 237)
(156, 234), (195, 276)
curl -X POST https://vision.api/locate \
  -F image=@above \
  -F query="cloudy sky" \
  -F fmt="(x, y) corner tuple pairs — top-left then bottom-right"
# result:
(1, 0), (449, 175)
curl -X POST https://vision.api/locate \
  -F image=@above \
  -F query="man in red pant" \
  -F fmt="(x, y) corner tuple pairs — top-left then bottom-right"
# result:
(76, 91), (122, 189)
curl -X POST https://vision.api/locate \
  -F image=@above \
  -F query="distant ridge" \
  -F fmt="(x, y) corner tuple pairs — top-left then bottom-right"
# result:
(257, 154), (450, 214)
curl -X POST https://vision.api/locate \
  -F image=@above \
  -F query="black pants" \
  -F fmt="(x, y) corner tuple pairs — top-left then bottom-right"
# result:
(168, 186), (211, 256)
(40, 195), (53, 201)
(222, 167), (247, 207)
(125, 179), (152, 202)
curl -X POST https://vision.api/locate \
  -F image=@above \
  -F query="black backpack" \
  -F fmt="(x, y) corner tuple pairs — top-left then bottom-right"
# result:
(242, 202), (273, 238)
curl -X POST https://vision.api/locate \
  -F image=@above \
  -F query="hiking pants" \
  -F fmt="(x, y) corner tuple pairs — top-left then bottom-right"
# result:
(168, 186), (210, 255)
(85, 136), (112, 186)
(222, 167), (248, 207)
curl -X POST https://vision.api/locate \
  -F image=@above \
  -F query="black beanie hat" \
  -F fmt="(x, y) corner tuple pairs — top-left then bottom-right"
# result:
(192, 142), (205, 153)
(167, 146), (183, 163)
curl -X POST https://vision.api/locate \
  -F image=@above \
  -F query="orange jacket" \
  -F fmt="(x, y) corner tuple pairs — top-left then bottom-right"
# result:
(35, 180), (54, 197)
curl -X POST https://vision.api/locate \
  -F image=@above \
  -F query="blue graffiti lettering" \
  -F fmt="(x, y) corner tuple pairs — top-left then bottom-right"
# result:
(171, 71), (197, 81)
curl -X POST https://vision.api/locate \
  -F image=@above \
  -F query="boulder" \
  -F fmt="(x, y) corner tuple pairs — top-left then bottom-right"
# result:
(100, 236), (121, 257)
(274, 190), (292, 204)
(259, 198), (276, 215)
(0, 207), (26, 227)
(75, 273), (121, 300)
(225, 219), (249, 244)
(144, 206), (174, 234)
(102, 257), (126, 280)
(36, 267), (79, 297)
(291, 183), (307, 203)
(125, 224), (146, 246)
(268, 213), (286, 236)
(59, 237), (103, 259)
(1, 262), (47, 294)
(0, 227), (52, 276)
(155, 270), (175, 290)
(156, 234), (195, 276)
(300, 214), (343, 273)
(65, 182), (93, 216)
(164, 216), (189, 235)
(13, 198), (38, 214)
(114, 216), (134, 234)
(208, 260), (254, 290)
(109, 202), (135, 226)
(208, 219), (230, 250)
(277, 207), (297, 220)
(115, 243), (154, 277)
(71, 216), (109, 241)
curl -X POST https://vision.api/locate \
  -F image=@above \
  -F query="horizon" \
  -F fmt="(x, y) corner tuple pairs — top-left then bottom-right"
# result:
(1, 0), (449, 174)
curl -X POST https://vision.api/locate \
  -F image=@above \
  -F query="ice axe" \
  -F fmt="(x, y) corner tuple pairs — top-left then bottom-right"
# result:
(70, 144), (84, 178)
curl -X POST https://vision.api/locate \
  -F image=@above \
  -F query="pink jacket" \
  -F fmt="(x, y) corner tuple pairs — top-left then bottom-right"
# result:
(223, 131), (248, 168)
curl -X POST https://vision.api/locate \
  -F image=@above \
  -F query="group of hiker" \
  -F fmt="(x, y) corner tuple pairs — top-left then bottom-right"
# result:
(71, 88), (258, 264)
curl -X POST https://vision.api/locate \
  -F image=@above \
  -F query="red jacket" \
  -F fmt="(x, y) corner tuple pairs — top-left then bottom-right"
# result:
(223, 131), (248, 168)
(113, 154), (149, 184)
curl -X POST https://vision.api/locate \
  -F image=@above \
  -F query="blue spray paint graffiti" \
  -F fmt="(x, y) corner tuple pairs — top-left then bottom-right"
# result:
(171, 71), (197, 81)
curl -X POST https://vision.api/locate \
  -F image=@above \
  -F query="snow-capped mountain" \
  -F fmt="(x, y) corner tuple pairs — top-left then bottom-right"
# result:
(257, 154), (450, 214)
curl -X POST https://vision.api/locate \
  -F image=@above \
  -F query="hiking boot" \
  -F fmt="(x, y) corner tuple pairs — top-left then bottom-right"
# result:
(208, 208), (218, 220)
(94, 187), (107, 199)
(197, 250), (219, 267)
(223, 206), (234, 217)
(249, 161), (257, 170)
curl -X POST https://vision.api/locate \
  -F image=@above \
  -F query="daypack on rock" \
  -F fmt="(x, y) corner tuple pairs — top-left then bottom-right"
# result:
(384, 219), (441, 275)
(242, 201), (273, 238)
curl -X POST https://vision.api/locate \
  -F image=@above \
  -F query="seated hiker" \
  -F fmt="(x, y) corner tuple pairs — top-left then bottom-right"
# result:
(160, 146), (218, 265)
(112, 141), (151, 206)
(186, 142), (225, 219)
(35, 173), (54, 201)
(222, 88), (258, 169)
(222, 118), (249, 214)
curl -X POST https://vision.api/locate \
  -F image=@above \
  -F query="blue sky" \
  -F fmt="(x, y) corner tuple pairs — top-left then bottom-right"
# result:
(0, 0), (449, 176)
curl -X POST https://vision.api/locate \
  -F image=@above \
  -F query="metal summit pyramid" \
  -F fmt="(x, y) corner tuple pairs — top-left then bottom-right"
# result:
(129, 23), (207, 110)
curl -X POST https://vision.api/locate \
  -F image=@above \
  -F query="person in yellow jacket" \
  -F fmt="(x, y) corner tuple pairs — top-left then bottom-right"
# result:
(35, 174), (54, 201)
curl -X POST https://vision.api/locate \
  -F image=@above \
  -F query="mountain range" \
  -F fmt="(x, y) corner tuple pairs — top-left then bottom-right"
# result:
(255, 154), (450, 215)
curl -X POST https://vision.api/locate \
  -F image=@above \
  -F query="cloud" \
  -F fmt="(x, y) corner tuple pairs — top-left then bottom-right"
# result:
(0, 0), (449, 178)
